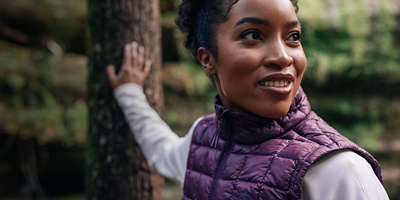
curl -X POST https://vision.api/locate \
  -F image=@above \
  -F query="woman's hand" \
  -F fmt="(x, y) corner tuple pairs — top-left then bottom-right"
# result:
(106, 42), (152, 89)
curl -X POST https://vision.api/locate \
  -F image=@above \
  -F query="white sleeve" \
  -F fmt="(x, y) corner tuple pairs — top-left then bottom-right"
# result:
(302, 150), (389, 200)
(114, 83), (201, 185)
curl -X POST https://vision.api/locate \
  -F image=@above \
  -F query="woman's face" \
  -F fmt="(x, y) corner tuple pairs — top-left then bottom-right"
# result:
(200, 0), (307, 118)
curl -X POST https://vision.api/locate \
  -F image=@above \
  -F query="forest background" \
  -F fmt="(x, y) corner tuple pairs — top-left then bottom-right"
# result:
(0, 0), (399, 199)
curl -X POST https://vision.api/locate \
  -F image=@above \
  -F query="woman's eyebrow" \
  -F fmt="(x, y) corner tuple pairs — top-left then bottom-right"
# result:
(234, 17), (268, 28)
(286, 20), (301, 29)
(234, 17), (301, 29)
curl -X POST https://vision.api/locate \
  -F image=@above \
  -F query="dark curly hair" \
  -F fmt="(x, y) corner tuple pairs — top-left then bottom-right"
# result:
(175, 0), (299, 61)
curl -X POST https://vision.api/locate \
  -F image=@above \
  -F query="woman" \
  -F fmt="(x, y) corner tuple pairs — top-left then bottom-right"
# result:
(106, 0), (389, 199)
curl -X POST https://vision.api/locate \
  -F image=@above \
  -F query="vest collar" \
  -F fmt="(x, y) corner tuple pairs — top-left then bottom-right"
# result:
(214, 87), (311, 144)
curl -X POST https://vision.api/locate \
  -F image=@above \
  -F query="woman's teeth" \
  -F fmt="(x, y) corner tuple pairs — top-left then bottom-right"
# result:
(259, 80), (291, 87)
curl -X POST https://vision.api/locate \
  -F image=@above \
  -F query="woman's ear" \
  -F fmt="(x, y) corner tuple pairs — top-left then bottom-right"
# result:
(197, 47), (216, 76)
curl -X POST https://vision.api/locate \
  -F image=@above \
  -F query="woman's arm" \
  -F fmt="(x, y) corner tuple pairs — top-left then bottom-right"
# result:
(302, 150), (389, 200)
(114, 83), (198, 184)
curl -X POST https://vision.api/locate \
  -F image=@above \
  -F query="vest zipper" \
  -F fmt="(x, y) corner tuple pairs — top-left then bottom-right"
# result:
(208, 123), (233, 200)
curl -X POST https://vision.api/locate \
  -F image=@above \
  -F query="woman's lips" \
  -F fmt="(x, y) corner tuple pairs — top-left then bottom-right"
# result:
(258, 73), (295, 94)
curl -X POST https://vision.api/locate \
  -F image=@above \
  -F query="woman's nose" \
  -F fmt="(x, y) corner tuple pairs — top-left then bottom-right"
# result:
(262, 40), (293, 69)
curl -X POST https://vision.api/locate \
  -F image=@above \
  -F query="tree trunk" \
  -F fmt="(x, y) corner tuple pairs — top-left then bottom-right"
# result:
(86, 0), (164, 199)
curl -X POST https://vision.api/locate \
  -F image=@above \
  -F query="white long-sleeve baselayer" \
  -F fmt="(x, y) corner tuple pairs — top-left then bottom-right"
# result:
(114, 83), (389, 200)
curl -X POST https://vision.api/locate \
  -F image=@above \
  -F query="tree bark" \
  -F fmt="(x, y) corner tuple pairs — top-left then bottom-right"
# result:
(86, 0), (164, 199)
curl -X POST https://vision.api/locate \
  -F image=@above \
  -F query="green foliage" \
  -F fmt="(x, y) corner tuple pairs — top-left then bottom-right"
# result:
(309, 96), (388, 152)
(299, 0), (400, 82)
(162, 63), (215, 136)
(0, 41), (87, 145)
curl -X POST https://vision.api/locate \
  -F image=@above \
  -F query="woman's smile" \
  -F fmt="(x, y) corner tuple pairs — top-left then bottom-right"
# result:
(257, 72), (295, 95)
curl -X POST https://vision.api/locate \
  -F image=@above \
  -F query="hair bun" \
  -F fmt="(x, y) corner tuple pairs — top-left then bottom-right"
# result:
(175, 0), (206, 51)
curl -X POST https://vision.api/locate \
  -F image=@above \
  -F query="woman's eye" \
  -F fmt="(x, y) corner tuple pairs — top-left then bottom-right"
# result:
(288, 32), (302, 42)
(241, 30), (262, 40)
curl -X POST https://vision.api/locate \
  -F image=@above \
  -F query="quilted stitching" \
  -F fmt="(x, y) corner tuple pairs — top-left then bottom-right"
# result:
(183, 88), (382, 200)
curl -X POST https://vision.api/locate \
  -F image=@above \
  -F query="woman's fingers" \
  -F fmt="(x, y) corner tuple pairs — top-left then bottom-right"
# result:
(137, 46), (145, 69)
(129, 41), (147, 70)
(106, 41), (150, 89)
(131, 42), (139, 68)
(122, 43), (132, 69)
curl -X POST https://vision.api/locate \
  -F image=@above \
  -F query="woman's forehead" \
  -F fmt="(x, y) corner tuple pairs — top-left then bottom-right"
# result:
(231, 0), (295, 13)
(227, 0), (297, 24)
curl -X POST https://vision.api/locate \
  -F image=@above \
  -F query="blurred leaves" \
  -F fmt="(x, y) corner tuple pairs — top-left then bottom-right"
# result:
(0, 40), (87, 145)
(299, 0), (400, 80)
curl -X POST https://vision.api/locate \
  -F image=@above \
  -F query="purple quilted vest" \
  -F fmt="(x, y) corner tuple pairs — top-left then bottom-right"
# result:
(183, 88), (382, 200)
